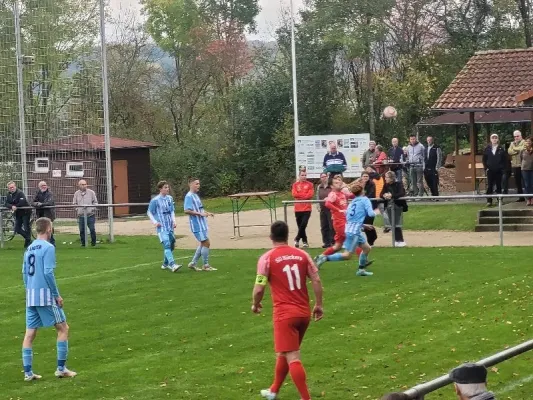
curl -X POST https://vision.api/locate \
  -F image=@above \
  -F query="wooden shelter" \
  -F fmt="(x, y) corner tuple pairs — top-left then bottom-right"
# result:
(420, 48), (533, 192)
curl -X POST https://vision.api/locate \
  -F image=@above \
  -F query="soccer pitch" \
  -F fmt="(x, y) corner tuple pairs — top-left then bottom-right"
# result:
(0, 237), (532, 399)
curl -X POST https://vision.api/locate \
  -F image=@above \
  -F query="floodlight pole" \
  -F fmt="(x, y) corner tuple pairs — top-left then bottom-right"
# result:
(99, 0), (114, 242)
(290, 0), (300, 178)
(14, 0), (28, 195)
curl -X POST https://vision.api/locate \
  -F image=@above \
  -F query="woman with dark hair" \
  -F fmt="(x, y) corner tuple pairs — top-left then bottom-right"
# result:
(360, 171), (378, 246)
(380, 171), (408, 247)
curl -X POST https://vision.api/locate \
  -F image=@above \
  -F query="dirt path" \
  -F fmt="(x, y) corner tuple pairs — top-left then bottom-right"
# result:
(57, 207), (533, 249)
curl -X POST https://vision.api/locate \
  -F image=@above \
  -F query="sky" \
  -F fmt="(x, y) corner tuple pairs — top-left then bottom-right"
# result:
(108, 0), (304, 41)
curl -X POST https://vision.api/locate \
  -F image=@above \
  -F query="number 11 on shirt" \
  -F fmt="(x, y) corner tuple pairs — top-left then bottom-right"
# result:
(283, 264), (302, 291)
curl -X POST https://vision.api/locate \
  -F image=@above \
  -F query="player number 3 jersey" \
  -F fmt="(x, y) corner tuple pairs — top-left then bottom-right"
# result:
(256, 245), (319, 322)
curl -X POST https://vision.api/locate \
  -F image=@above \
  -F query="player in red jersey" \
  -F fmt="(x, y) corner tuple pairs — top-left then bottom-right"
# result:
(252, 221), (324, 400)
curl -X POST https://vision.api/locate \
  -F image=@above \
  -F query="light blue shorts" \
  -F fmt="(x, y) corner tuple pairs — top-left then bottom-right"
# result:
(343, 233), (366, 253)
(26, 305), (66, 329)
(193, 230), (208, 242)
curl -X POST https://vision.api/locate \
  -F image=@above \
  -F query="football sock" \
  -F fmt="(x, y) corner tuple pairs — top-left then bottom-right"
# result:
(191, 246), (202, 264)
(289, 360), (311, 400)
(270, 356), (289, 393)
(359, 252), (368, 268)
(326, 253), (344, 262)
(322, 247), (336, 256)
(57, 341), (68, 371)
(22, 347), (32, 374)
(163, 247), (175, 266)
(201, 246), (210, 265)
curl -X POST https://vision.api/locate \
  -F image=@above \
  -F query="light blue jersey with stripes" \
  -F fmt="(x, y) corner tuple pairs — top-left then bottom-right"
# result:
(184, 192), (208, 233)
(22, 239), (60, 307)
(147, 194), (175, 233)
(345, 196), (375, 235)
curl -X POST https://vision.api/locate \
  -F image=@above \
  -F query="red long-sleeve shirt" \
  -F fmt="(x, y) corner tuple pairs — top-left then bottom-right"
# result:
(292, 180), (314, 212)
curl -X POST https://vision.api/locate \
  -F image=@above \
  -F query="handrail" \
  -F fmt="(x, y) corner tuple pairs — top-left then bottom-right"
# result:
(403, 339), (533, 399)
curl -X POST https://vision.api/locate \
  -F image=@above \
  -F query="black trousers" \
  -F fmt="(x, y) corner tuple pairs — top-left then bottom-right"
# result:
(486, 169), (503, 203)
(295, 211), (312, 243)
(14, 214), (31, 246)
(424, 168), (439, 196)
(319, 207), (334, 246)
(513, 167), (524, 196)
(363, 216), (377, 246)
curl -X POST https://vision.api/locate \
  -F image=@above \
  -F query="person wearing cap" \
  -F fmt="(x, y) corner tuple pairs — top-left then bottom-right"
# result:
(482, 134), (508, 207)
(508, 130), (526, 202)
(449, 363), (496, 400)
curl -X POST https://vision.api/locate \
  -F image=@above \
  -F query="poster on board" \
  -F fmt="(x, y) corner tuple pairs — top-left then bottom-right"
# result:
(295, 134), (371, 178)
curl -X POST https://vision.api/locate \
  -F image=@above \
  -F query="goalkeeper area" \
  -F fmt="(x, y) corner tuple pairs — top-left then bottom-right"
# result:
(0, 236), (531, 399)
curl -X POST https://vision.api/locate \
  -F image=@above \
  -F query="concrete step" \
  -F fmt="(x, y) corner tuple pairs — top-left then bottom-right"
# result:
(478, 216), (533, 224)
(479, 209), (533, 217)
(475, 224), (533, 232)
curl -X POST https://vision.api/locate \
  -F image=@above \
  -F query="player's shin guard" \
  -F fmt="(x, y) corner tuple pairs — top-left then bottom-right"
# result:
(22, 348), (32, 374)
(270, 356), (289, 393)
(289, 360), (311, 400)
(201, 246), (210, 265)
(191, 246), (202, 264)
(358, 252), (368, 268)
(326, 253), (344, 262)
(57, 341), (68, 371)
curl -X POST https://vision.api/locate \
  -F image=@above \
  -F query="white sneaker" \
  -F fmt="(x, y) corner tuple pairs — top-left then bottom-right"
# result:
(260, 389), (277, 400)
(202, 265), (217, 271)
(55, 367), (77, 378)
(161, 264), (168, 270)
(24, 373), (42, 381)
(188, 262), (200, 271)
(171, 264), (183, 273)
(395, 241), (407, 248)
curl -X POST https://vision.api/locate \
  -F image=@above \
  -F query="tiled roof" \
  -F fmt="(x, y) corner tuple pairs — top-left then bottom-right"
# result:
(432, 48), (533, 111)
(418, 110), (533, 126)
(27, 134), (158, 153)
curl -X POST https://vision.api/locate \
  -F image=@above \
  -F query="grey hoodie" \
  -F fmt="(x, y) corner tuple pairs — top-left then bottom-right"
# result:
(408, 141), (425, 168)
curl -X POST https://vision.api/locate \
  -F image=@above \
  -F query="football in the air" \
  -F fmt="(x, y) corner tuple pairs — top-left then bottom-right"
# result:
(382, 106), (397, 119)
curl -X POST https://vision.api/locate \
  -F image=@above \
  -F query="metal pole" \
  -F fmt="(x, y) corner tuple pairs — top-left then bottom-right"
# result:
(99, 0), (114, 243)
(290, 0), (300, 178)
(391, 203), (396, 247)
(14, 0), (28, 195)
(498, 196), (504, 246)
(0, 210), (4, 249)
(83, 207), (88, 248)
(284, 202), (288, 223)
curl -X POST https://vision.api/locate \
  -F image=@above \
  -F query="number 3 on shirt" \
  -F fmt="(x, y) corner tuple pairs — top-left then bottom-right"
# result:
(283, 264), (302, 291)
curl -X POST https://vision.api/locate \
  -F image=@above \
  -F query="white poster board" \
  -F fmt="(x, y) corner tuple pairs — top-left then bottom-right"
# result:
(295, 134), (371, 178)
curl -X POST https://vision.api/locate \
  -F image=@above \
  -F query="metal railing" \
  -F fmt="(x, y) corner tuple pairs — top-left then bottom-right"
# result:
(0, 203), (149, 248)
(282, 194), (533, 247)
(402, 339), (533, 399)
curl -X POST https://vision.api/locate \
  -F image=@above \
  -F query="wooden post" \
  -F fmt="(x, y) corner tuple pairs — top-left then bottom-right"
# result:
(530, 110), (533, 137)
(454, 125), (459, 155)
(469, 112), (476, 191)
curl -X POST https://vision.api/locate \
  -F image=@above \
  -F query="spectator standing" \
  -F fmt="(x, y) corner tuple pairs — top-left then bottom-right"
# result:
(323, 141), (347, 175)
(388, 138), (404, 182)
(380, 171), (407, 247)
(4, 181), (32, 248)
(521, 137), (533, 206)
(72, 180), (98, 247)
(316, 173), (334, 247)
(508, 130), (526, 202)
(449, 363), (495, 400)
(482, 134), (507, 207)
(407, 135), (425, 196)
(291, 170), (314, 248)
(402, 146), (410, 190)
(362, 141), (377, 169)
(32, 181), (56, 246)
(373, 145), (388, 175)
(360, 172), (378, 246)
(424, 136), (442, 197)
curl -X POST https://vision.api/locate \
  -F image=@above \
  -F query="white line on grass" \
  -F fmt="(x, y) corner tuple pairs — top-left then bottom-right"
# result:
(2, 255), (193, 292)
(496, 374), (533, 394)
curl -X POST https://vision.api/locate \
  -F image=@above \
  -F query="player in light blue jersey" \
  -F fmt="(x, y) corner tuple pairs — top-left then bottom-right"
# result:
(316, 181), (375, 276)
(184, 177), (216, 271)
(21, 217), (77, 381)
(147, 181), (182, 272)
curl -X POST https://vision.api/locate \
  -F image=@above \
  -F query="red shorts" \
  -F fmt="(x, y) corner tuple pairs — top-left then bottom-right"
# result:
(274, 317), (310, 353)
(333, 223), (346, 244)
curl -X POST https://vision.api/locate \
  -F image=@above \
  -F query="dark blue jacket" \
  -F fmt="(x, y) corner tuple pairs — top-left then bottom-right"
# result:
(323, 152), (347, 173)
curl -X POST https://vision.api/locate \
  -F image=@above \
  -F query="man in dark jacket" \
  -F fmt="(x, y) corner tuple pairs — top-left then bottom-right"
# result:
(316, 173), (334, 247)
(32, 181), (56, 246)
(424, 136), (442, 197)
(388, 138), (404, 182)
(323, 141), (347, 174)
(482, 134), (508, 207)
(4, 181), (32, 248)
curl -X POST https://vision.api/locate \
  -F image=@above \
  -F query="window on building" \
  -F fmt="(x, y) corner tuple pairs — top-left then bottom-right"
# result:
(66, 162), (84, 177)
(34, 158), (50, 173)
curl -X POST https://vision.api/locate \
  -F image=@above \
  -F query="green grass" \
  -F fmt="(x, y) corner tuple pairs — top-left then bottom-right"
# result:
(1, 237), (532, 400)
